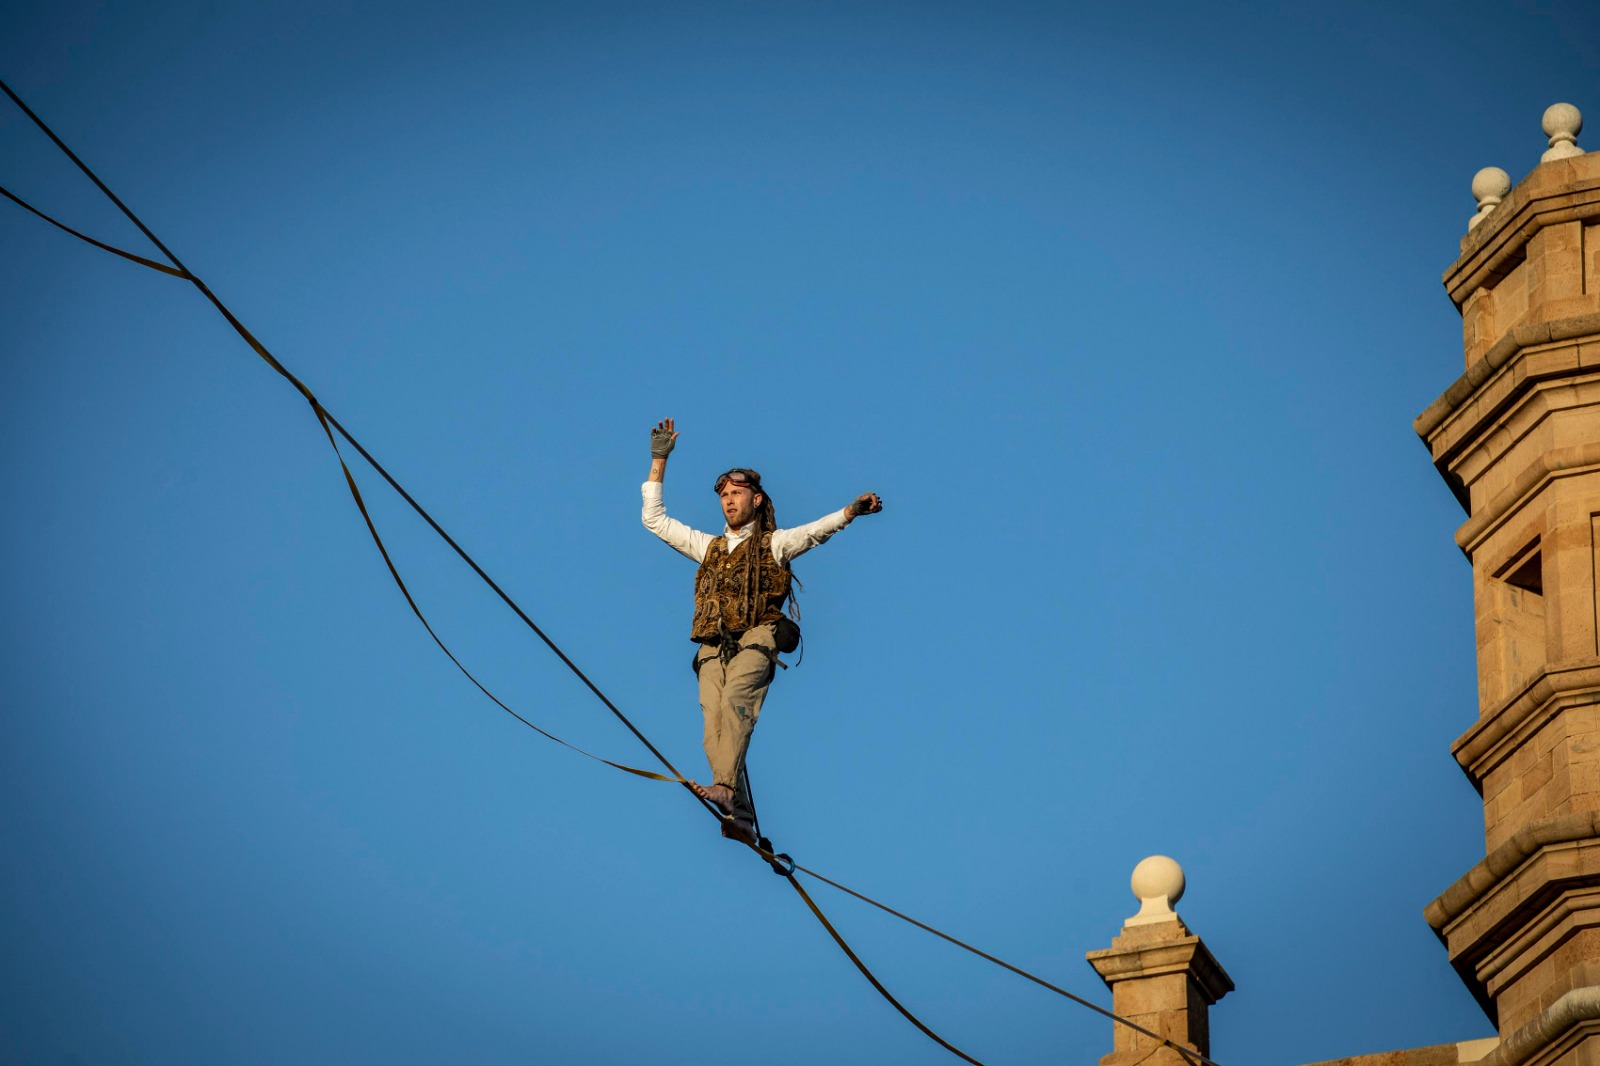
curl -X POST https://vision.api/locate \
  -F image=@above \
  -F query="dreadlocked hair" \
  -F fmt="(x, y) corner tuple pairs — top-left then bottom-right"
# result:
(733, 472), (801, 624)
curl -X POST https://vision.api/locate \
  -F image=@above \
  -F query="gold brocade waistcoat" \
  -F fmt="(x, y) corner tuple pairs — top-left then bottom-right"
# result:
(691, 531), (790, 642)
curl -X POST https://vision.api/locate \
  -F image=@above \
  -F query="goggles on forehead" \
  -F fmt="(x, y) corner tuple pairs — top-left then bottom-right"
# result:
(713, 469), (761, 494)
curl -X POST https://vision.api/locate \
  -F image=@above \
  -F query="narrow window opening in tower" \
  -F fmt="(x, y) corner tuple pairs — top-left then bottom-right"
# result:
(1503, 546), (1544, 595)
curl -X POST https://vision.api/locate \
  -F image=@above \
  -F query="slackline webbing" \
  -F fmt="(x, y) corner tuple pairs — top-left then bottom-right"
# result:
(0, 74), (980, 1062)
(1, 75), (1221, 1066)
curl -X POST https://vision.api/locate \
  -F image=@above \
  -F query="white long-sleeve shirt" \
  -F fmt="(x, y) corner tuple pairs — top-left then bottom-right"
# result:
(641, 481), (852, 565)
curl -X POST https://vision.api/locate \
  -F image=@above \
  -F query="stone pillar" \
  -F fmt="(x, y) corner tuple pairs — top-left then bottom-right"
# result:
(1417, 105), (1600, 1064)
(1086, 856), (1233, 1066)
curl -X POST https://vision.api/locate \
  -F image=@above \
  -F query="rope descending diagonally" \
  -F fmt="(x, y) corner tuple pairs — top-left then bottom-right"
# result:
(743, 837), (1215, 1066)
(1, 76), (1222, 1066)
(781, 870), (985, 1066)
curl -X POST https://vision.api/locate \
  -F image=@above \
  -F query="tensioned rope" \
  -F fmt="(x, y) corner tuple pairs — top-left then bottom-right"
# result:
(1, 77), (1219, 1066)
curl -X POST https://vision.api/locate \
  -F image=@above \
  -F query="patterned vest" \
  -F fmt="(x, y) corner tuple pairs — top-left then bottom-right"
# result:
(691, 531), (791, 642)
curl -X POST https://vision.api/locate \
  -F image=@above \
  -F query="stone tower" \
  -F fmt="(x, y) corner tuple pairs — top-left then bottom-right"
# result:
(1418, 104), (1600, 1064)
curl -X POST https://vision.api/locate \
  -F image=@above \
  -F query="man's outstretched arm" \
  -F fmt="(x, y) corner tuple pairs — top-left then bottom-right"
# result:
(641, 417), (712, 562)
(770, 491), (883, 565)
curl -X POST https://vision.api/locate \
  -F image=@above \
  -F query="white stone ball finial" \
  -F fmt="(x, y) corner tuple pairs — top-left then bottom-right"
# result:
(1126, 855), (1185, 926)
(1541, 103), (1583, 162)
(1469, 167), (1512, 231)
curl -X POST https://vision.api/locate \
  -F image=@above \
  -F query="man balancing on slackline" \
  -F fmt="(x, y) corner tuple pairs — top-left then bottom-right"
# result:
(641, 417), (882, 845)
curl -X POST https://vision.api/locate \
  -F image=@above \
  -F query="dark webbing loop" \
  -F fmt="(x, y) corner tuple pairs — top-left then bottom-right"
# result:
(0, 184), (188, 277)
(309, 401), (678, 783)
(317, 408), (694, 786)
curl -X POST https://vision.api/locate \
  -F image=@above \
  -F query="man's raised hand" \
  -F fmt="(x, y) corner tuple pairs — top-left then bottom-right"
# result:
(650, 418), (679, 458)
(848, 492), (883, 518)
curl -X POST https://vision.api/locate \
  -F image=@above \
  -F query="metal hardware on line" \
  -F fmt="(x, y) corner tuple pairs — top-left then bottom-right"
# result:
(757, 837), (795, 877)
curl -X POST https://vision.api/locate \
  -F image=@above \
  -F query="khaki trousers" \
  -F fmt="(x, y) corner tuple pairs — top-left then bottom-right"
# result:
(694, 622), (777, 824)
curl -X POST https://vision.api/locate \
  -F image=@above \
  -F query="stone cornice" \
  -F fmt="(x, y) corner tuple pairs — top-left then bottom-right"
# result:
(1085, 931), (1235, 1005)
(1414, 313), (1600, 443)
(1425, 826), (1600, 1026)
(1450, 661), (1600, 786)
(1454, 444), (1600, 555)
(1426, 812), (1600, 931)
(1445, 153), (1600, 309)
(1475, 885), (1600, 1006)
(1478, 986), (1600, 1066)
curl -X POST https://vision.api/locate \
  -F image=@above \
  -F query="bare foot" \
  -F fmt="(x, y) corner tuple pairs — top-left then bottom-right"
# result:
(691, 781), (735, 814)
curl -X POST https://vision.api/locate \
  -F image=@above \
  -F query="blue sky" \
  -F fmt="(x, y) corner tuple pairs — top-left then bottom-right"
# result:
(3, 3), (1597, 1064)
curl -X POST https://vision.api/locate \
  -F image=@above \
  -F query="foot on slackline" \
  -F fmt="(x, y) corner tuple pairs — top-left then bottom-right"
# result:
(691, 781), (735, 815)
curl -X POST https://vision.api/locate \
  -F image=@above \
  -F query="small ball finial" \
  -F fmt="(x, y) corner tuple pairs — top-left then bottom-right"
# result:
(1126, 855), (1185, 926)
(1468, 166), (1512, 231)
(1541, 103), (1583, 162)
